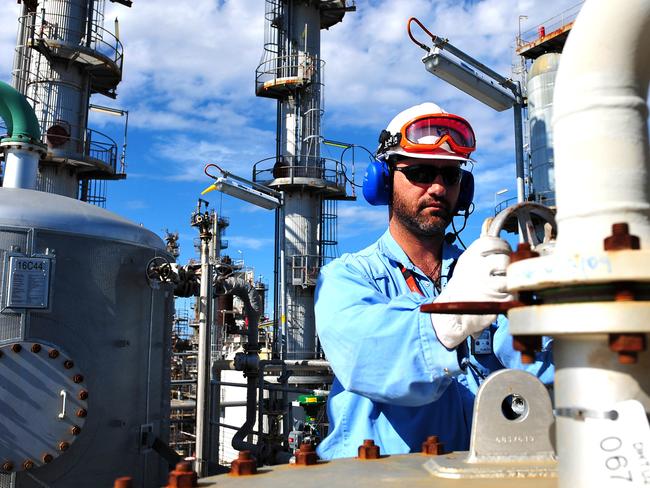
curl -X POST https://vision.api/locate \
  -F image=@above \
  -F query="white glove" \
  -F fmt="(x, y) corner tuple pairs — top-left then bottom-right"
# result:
(430, 236), (513, 349)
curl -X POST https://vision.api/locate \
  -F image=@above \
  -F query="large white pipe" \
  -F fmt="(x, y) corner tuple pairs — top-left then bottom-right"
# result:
(553, 0), (650, 253)
(3, 146), (40, 190)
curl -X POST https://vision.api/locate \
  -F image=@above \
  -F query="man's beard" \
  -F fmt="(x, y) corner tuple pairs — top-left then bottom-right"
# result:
(391, 193), (452, 238)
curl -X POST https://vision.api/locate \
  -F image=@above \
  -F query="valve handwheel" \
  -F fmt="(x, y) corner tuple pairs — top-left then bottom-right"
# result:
(486, 202), (557, 250)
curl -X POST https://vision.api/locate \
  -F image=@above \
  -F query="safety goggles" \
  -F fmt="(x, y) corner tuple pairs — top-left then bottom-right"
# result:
(399, 114), (476, 156)
(393, 164), (463, 186)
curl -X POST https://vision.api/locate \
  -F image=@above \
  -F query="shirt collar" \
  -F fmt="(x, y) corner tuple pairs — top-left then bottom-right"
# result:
(378, 228), (462, 278)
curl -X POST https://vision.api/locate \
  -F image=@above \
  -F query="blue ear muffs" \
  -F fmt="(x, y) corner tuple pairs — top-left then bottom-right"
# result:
(456, 169), (474, 214)
(362, 161), (475, 215)
(362, 160), (391, 206)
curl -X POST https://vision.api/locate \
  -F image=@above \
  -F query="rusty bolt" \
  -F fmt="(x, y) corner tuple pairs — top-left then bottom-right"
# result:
(510, 242), (540, 264)
(23, 460), (34, 470)
(167, 461), (197, 487)
(114, 477), (133, 488)
(31, 343), (41, 353)
(49, 349), (60, 359)
(72, 374), (84, 384)
(422, 435), (445, 455)
(42, 453), (53, 464)
(604, 223), (640, 251)
(11, 344), (22, 353)
(358, 439), (380, 460)
(59, 441), (69, 452)
(609, 333), (646, 365)
(513, 335), (541, 364)
(64, 360), (74, 369)
(230, 450), (257, 476)
(295, 442), (318, 466)
(76, 408), (87, 418)
(1, 461), (14, 472)
(70, 425), (81, 436)
(78, 390), (89, 400)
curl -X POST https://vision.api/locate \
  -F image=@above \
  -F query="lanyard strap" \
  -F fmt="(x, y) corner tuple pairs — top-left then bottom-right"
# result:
(399, 264), (424, 296)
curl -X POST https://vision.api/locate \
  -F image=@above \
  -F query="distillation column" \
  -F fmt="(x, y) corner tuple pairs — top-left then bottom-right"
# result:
(10, 0), (128, 203)
(254, 0), (354, 360)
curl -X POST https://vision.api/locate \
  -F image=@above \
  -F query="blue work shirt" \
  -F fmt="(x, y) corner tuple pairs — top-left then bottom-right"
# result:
(314, 229), (553, 460)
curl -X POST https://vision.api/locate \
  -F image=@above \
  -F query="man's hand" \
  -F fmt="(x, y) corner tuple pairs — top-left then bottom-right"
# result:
(430, 236), (513, 349)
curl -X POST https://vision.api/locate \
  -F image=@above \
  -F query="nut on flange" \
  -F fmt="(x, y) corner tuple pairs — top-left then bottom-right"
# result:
(358, 439), (380, 459)
(166, 461), (197, 487)
(421, 435), (444, 455)
(295, 442), (318, 466)
(114, 477), (133, 488)
(230, 450), (257, 476)
(1, 461), (14, 472)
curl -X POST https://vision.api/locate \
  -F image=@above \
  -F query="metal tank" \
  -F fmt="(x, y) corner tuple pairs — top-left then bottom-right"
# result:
(0, 188), (174, 487)
(527, 52), (560, 207)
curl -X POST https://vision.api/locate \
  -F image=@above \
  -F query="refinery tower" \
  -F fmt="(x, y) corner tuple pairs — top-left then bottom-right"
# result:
(253, 0), (356, 360)
(11, 0), (131, 205)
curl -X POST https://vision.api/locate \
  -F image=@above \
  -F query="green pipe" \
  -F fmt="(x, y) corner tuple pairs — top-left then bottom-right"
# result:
(0, 80), (42, 144)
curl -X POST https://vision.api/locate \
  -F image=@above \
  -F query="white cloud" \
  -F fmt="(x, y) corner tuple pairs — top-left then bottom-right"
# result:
(227, 235), (275, 251)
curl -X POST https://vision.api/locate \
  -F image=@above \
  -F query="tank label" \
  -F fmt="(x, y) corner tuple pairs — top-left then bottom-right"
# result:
(7, 257), (51, 308)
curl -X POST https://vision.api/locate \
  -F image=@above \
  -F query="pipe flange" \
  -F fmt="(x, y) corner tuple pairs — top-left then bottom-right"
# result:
(0, 340), (88, 473)
(0, 140), (47, 154)
(507, 249), (650, 292)
(509, 301), (650, 335)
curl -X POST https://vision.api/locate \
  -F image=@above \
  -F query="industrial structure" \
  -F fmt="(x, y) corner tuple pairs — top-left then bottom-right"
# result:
(515, 3), (582, 208)
(9, 0), (130, 205)
(253, 0), (356, 360)
(0, 1), (177, 487)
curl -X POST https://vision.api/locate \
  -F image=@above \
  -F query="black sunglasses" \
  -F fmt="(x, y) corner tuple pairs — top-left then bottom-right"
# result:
(393, 164), (462, 186)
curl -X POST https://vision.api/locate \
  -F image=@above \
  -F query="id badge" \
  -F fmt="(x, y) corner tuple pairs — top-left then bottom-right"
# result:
(471, 328), (493, 355)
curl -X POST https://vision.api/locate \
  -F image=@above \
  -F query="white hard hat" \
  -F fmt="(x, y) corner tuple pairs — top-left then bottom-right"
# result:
(377, 102), (476, 162)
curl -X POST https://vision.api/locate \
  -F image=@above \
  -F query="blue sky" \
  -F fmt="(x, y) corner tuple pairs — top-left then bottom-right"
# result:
(0, 0), (580, 316)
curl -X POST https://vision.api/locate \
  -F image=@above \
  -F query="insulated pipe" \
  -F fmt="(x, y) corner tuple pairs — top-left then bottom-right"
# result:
(0, 80), (41, 143)
(0, 81), (45, 190)
(548, 1), (650, 487)
(552, 0), (650, 252)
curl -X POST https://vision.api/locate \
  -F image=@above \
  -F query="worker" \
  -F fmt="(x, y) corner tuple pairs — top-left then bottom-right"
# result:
(314, 102), (553, 459)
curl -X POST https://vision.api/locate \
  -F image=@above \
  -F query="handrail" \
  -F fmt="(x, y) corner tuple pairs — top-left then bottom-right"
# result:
(20, 11), (124, 70)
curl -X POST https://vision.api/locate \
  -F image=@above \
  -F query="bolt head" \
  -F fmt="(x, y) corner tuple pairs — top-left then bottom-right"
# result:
(2, 461), (14, 472)
(64, 360), (74, 369)
(73, 374), (84, 384)
(42, 454), (53, 464)
(23, 460), (34, 470)
(76, 408), (87, 418)
(78, 390), (89, 400)
(31, 343), (41, 353)
(48, 349), (60, 359)
(11, 344), (22, 353)
(59, 441), (69, 452)
(70, 425), (81, 436)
